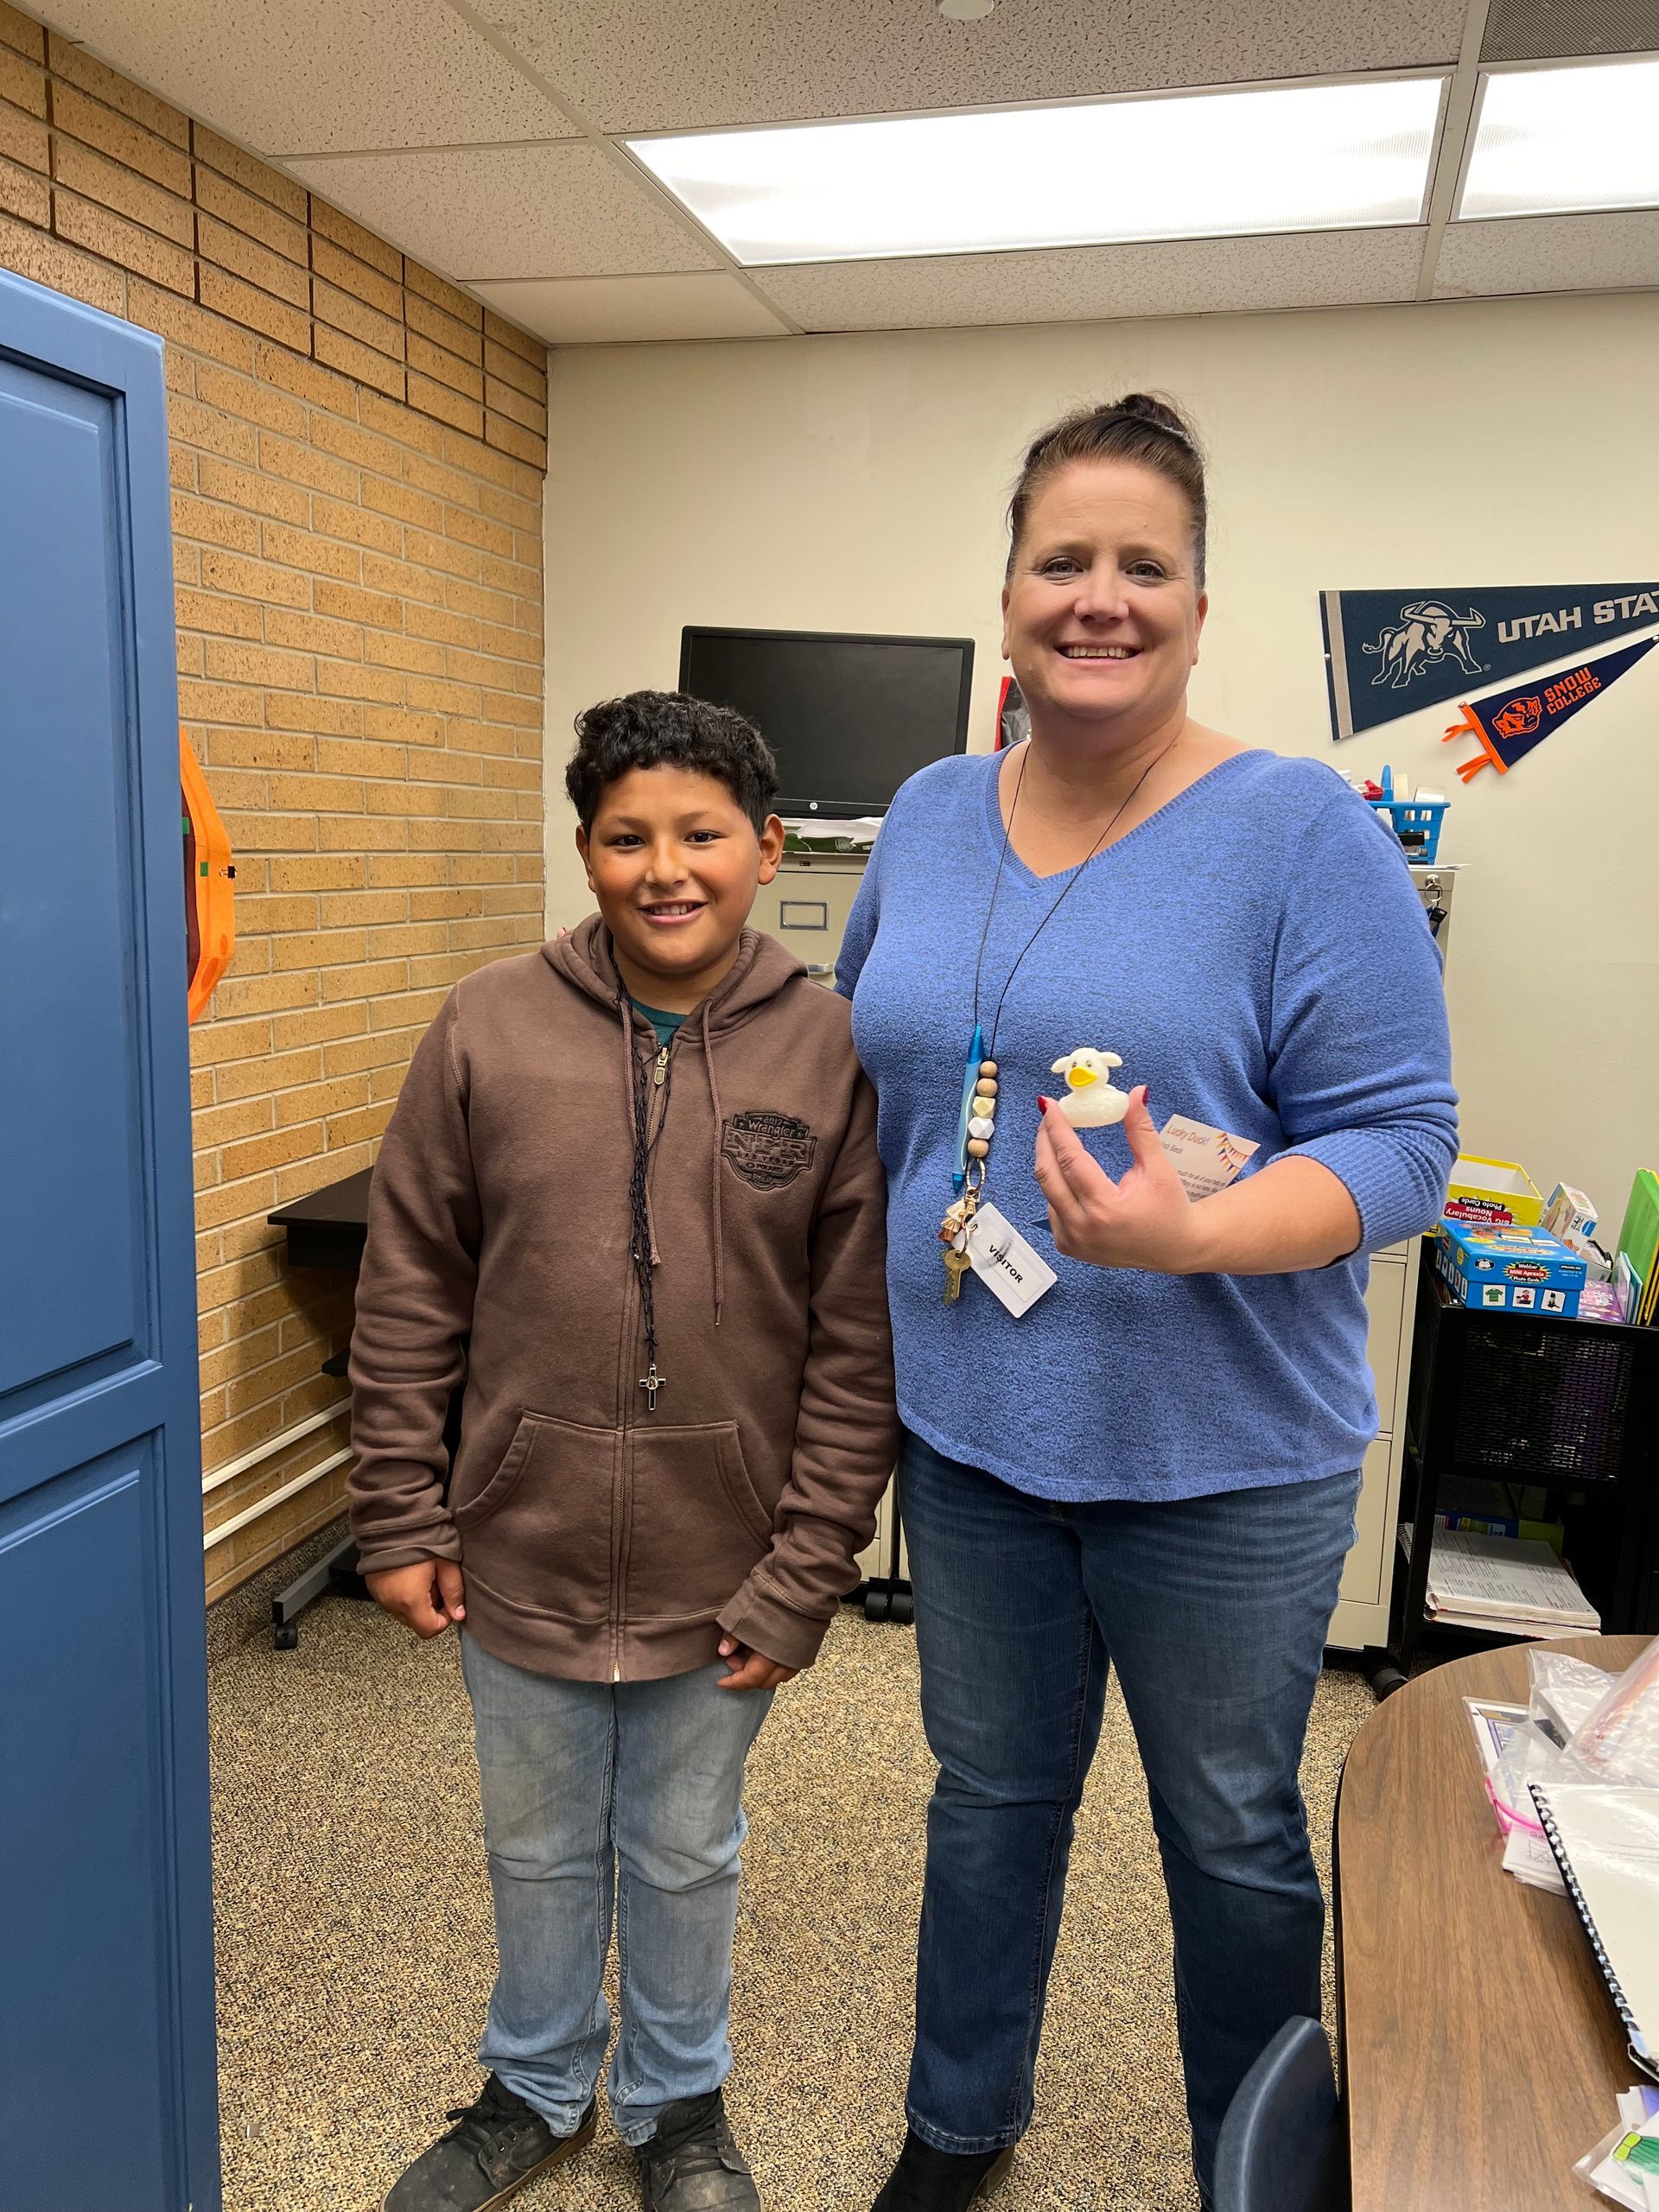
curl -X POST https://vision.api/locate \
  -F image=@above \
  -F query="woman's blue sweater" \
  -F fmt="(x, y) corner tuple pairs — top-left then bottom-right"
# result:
(837, 747), (1458, 1502)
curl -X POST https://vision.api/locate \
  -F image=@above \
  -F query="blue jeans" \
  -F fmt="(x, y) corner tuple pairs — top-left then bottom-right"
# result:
(898, 1434), (1359, 2205)
(460, 1637), (773, 2145)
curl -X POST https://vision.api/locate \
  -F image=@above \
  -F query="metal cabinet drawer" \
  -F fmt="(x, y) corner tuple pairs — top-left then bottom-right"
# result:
(766, 860), (867, 978)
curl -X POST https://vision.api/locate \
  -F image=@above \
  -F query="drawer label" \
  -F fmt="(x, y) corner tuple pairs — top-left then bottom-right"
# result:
(779, 899), (829, 930)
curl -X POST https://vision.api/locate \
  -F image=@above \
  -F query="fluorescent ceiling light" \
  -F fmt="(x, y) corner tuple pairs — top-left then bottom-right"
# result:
(626, 78), (1446, 266)
(1459, 60), (1659, 221)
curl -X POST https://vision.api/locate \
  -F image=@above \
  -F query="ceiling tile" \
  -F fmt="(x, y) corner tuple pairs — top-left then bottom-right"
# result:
(1433, 211), (1659, 296)
(474, 0), (1466, 133)
(33, 0), (569, 154)
(1481, 0), (1659, 61)
(471, 272), (791, 342)
(754, 228), (1428, 332)
(283, 143), (721, 281)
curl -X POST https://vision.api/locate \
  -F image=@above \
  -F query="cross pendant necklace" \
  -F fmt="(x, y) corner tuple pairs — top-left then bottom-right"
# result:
(639, 1363), (667, 1411)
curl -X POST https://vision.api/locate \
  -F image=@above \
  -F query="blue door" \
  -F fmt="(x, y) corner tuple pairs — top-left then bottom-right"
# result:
(0, 272), (221, 2210)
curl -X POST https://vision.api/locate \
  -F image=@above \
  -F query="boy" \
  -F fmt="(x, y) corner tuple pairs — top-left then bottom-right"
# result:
(348, 690), (899, 2212)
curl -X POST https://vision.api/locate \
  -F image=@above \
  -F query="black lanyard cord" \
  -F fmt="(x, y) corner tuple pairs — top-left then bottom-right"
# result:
(620, 999), (675, 1388)
(969, 735), (1180, 1061)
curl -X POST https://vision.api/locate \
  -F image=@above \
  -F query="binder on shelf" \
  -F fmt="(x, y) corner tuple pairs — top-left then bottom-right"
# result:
(1529, 1782), (1659, 2086)
(1615, 1170), (1659, 1327)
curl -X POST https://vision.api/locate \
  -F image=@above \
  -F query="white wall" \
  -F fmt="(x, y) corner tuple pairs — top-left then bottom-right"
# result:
(543, 292), (1659, 1232)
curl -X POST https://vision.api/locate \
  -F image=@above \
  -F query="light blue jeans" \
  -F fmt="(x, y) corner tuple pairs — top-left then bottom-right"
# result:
(460, 1636), (773, 2145)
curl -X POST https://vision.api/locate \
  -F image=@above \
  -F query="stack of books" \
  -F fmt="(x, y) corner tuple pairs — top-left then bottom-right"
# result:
(1399, 1523), (1600, 1638)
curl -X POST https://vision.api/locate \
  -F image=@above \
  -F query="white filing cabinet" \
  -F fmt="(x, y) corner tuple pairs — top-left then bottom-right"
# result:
(1325, 861), (1456, 1652)
(1324, 1240), (1418, 1650)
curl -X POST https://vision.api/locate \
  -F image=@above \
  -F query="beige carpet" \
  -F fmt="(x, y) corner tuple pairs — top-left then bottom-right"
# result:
(207, 1522), (1374, 2212)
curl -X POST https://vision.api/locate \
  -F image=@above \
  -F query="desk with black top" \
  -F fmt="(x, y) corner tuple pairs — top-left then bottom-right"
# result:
(269, 1166), (372, 1273)
(265, 1169), (376, 1643)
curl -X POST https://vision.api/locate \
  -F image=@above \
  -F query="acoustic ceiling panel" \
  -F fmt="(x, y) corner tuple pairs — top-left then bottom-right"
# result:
(1434, 209), (1659, 294)
(757, 226), (1427, 332)
(283, 143), (721, 281)
(1481, 0), (1659, 60)
(30, 0), (569, 154)
(470, 272), (792, 342)
(474, 0), (1466, 134)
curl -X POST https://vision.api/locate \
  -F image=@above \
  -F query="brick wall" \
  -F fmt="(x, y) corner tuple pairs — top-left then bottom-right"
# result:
(1, 0), (549, 1598)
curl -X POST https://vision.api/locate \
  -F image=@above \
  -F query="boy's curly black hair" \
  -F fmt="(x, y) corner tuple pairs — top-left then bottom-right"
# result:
(565, 690), (779, 834)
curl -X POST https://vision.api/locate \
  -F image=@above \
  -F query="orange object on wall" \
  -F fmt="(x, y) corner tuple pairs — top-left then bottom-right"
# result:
(180, 733), (235, 1024)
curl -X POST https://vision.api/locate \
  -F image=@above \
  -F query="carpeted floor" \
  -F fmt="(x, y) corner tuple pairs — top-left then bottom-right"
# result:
(207, 1522), (1375, 2212)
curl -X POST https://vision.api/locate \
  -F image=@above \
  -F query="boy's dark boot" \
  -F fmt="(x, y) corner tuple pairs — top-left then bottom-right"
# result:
(382, 2074), (595, 2212)
(635, 2088), (760, 2210)
(870, 2130), (1015, 2210)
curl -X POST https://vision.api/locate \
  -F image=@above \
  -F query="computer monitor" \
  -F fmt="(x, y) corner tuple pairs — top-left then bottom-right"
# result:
(677, 626), (976, 818)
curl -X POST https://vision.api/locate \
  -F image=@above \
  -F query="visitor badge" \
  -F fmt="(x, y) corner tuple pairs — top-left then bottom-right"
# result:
(1158, 1116), (1260, 1201)
(967, 1202), (1057, 1318)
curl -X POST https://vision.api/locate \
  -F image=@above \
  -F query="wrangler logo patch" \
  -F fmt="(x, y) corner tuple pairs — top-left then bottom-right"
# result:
(721, 1111), (817, 1192)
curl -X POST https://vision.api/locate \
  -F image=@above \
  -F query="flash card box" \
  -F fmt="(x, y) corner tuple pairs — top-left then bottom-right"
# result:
(1436, 1219), (1587, 1317)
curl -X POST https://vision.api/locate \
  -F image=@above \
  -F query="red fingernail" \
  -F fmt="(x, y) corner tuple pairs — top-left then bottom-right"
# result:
(1037, 1096), (1052, 1115)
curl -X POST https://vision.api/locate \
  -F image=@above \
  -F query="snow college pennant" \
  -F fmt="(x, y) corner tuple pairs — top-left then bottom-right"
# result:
(1442, 636), (1656, 782)
(1320, 582), (1659, 740)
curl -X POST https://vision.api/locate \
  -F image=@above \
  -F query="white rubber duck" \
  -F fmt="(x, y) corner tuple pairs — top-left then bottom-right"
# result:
(1049, 1047), (1132, 1128)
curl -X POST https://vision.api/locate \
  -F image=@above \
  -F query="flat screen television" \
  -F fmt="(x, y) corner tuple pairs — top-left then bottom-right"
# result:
(677, 626), (975, 818)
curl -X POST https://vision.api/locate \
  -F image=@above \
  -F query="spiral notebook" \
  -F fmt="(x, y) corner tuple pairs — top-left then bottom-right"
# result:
(1529, 1782), (1659, 2084)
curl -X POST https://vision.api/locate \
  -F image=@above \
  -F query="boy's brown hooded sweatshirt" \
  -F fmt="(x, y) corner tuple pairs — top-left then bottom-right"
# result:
(346, 917), (899, 1682)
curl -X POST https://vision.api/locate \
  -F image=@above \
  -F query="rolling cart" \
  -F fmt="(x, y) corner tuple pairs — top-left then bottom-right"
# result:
(1376, 1258), (1659, 1694)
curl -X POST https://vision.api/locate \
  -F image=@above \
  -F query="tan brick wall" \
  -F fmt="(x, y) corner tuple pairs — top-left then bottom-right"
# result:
(0, 0), (549, 1599)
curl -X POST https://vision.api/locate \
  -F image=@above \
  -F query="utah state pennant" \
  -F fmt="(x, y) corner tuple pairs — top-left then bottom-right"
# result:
(1442, 637), (1656, 782)
(1321, 582), (1659, 738)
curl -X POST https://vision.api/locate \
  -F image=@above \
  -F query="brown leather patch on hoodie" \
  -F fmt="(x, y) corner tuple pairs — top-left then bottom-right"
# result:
(721, 1110), (817, 1192)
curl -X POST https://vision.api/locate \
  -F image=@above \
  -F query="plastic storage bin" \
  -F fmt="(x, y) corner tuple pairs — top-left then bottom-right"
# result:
(1370, 765), (1448, 862)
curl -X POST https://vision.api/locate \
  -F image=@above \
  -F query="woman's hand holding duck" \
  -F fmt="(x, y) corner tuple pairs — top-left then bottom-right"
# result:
(1033, 1083), (1364, 1277)
(1033, 1084), (1202, 1274)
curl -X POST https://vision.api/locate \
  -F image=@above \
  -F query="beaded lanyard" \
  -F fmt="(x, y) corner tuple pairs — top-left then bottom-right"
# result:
(940, 737), (1178, 1303)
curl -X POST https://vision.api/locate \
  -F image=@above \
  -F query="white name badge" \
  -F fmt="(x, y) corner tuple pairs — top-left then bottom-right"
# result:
(1158, 1115), (1260, 1201)
(967, 1201), (1057, 1318)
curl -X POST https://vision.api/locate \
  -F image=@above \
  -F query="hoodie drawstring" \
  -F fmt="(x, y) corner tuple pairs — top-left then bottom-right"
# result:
(702, 999), (725, 1329)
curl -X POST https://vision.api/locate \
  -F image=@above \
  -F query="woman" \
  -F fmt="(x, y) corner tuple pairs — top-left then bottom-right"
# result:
(836, 395), (1456, 2212)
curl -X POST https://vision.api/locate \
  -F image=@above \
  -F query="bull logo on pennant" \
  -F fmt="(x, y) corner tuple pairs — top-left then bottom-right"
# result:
(1362, 601), (1487, 690)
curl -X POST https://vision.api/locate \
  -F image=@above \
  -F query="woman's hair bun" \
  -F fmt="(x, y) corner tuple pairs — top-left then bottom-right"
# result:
(1111, 391), (1198, 446)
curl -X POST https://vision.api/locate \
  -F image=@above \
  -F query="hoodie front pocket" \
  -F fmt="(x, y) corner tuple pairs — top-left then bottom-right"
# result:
(624, 1421), (773, 1625)
(452, 1410), (617, 1624)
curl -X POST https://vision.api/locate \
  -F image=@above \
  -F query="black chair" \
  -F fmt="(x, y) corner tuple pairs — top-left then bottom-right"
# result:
(1213, 2017), (1349, 2212)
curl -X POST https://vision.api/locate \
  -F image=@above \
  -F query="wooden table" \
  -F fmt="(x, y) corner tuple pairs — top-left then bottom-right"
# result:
(1338, 1633), (1650, 2211)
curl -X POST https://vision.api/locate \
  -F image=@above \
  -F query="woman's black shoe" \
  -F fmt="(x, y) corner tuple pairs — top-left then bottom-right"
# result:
(871, 2130), (1015, 2210)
